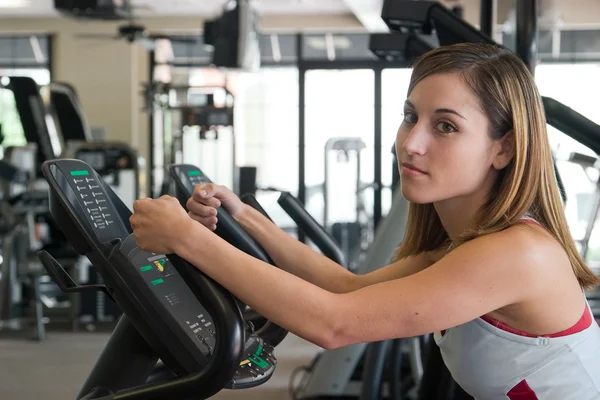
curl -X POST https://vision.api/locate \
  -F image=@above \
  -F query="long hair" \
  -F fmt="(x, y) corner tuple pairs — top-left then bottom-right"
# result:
(394, 43), (600, 290)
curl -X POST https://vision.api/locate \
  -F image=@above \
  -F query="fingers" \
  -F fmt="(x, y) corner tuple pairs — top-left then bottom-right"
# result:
(189, 211), (218, 231)
(192, 183), (216, 201)
(132, 197), (151, 213)
(159, 194), (180, 205)
(192, 183), (224, 207)
(187, 197), (218, 218)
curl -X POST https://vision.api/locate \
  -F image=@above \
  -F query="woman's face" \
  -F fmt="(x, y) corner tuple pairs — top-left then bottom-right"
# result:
(396, 72), (509, 205)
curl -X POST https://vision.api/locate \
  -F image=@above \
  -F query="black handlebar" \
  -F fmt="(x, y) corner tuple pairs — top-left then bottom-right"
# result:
(214, 207), (274, 265)
(543, 96), (600, 156)
(240, 193), (274, 222)
(277, 192), (346, 267)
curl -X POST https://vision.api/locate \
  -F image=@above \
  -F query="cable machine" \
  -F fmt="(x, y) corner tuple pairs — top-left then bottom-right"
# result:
(144, 82), (236, 197)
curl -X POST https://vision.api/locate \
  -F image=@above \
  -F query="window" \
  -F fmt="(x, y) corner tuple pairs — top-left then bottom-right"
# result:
(0, 35), (51, 156)
(381, 68), (412, 216)
(536, 63), (600, 266)
(304, 69), (375, 227)
(0, 86), (27, 149)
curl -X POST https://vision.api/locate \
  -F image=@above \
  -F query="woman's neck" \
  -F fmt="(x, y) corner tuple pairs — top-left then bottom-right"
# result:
(434, 191), (490, 244)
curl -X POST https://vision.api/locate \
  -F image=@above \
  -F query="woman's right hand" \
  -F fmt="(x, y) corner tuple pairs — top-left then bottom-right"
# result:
(186, 183), (246, 231)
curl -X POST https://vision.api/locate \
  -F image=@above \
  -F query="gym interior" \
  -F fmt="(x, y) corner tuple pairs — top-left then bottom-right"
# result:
(0, 0), (599, 399)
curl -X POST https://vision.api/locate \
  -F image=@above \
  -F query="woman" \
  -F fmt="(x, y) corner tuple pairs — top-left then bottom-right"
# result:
(130, 43), (600, 399)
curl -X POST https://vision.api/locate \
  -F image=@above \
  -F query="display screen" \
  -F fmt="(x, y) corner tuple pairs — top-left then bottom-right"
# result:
(78, 152), (107, 171)
(184, 168), (210, 187)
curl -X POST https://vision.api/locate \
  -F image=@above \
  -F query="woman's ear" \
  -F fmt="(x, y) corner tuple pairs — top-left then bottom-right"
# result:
(492, 130), (515, 170)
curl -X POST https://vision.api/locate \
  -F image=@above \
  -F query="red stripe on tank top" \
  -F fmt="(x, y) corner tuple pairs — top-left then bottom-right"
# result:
(507, 380), (539, 400)
(481, 306), (592, 338)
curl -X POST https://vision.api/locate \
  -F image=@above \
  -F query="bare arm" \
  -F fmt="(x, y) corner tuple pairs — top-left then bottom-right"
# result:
(232, 205), (439, 293)
(187, 183), (436, 294)
(356, 249), (443, 287)
(233, 204), (357, 293)
(174, 221), (545, 350)
(187, 184), (358, 293)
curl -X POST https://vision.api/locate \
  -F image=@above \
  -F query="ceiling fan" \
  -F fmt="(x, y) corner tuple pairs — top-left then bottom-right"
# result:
(75, 17), (199, 50)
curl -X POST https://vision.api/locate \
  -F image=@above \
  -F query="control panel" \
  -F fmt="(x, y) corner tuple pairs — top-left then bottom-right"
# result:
(227, 336), (276, 389)
(125, 241), (217, 357)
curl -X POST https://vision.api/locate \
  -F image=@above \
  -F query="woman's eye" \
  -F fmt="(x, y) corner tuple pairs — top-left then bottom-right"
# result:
(403, 111), (417, 124)
(436, 121), (457, 133)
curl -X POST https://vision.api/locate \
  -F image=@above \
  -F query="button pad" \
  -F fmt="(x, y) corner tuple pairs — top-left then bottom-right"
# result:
(226, 336), (277, 390)
(71, 174), (115, 232)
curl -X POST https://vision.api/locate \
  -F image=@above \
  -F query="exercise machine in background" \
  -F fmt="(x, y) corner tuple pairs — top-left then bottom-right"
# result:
(2, 75), (143, 332)
(145, 82), (236, 198)
(47, 82), (141, 210)
(323, 137), (372, 272)
(0, 145), (47, 341)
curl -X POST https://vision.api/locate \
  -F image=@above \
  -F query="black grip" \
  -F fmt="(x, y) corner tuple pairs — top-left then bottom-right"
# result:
(169, 165), (274, 265)
(277, 192), (346, 266)
(240, 193), (273, 222)
(213, 208), (274, 265)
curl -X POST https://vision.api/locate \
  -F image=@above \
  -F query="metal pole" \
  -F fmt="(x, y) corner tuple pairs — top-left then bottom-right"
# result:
(516, 0), (538, 74)
(359, 340), (392, 400)
(480, 0), (495, 38)
(148, 50), (156, 197)
(77, 316), (157, 399)
(297, 33), (306, 243)
(374, 68), (382, 227)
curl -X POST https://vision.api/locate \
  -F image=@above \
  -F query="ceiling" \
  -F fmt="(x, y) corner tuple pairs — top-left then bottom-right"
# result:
(0, 0), (352, 17)
(2, 0), (599, 31)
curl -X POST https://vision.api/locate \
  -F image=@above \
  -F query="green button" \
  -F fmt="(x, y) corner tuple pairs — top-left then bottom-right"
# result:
(248, 355), (269, 369)
(151, 278), (164, 286)
(70, 170), (89, 176)
(187, 170), (201, 176)
(140, 265), (152, 272)
(254, 344), (263, 357)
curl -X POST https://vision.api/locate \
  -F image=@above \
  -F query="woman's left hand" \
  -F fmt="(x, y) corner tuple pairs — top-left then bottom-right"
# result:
(130, 195), (194, 255)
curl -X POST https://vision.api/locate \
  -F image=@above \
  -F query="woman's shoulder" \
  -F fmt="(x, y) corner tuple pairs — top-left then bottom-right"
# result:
(466, 220), (569, 281)
(423, 217), (569, 284)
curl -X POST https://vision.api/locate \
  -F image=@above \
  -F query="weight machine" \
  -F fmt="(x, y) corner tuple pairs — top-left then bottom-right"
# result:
(144, 82), (236, 198)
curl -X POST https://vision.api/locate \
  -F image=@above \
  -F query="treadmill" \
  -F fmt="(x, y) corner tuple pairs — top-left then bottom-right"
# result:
(2, 76), (63, 174)
(38, 158), (279, 399)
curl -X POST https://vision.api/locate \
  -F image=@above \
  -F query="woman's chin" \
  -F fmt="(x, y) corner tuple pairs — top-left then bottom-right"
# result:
(401, 186), (433, 204)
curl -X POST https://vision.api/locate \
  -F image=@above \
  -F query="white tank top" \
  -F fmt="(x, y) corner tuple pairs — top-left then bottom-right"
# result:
(435, 216), (600, 399)
(435, 301), (600, 399)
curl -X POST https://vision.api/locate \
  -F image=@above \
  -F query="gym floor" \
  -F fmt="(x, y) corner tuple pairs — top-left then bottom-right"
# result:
(0, 332), (321, 399)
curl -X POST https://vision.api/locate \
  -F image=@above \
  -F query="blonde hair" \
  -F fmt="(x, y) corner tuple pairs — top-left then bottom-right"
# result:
(394, 43), (600, 290)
